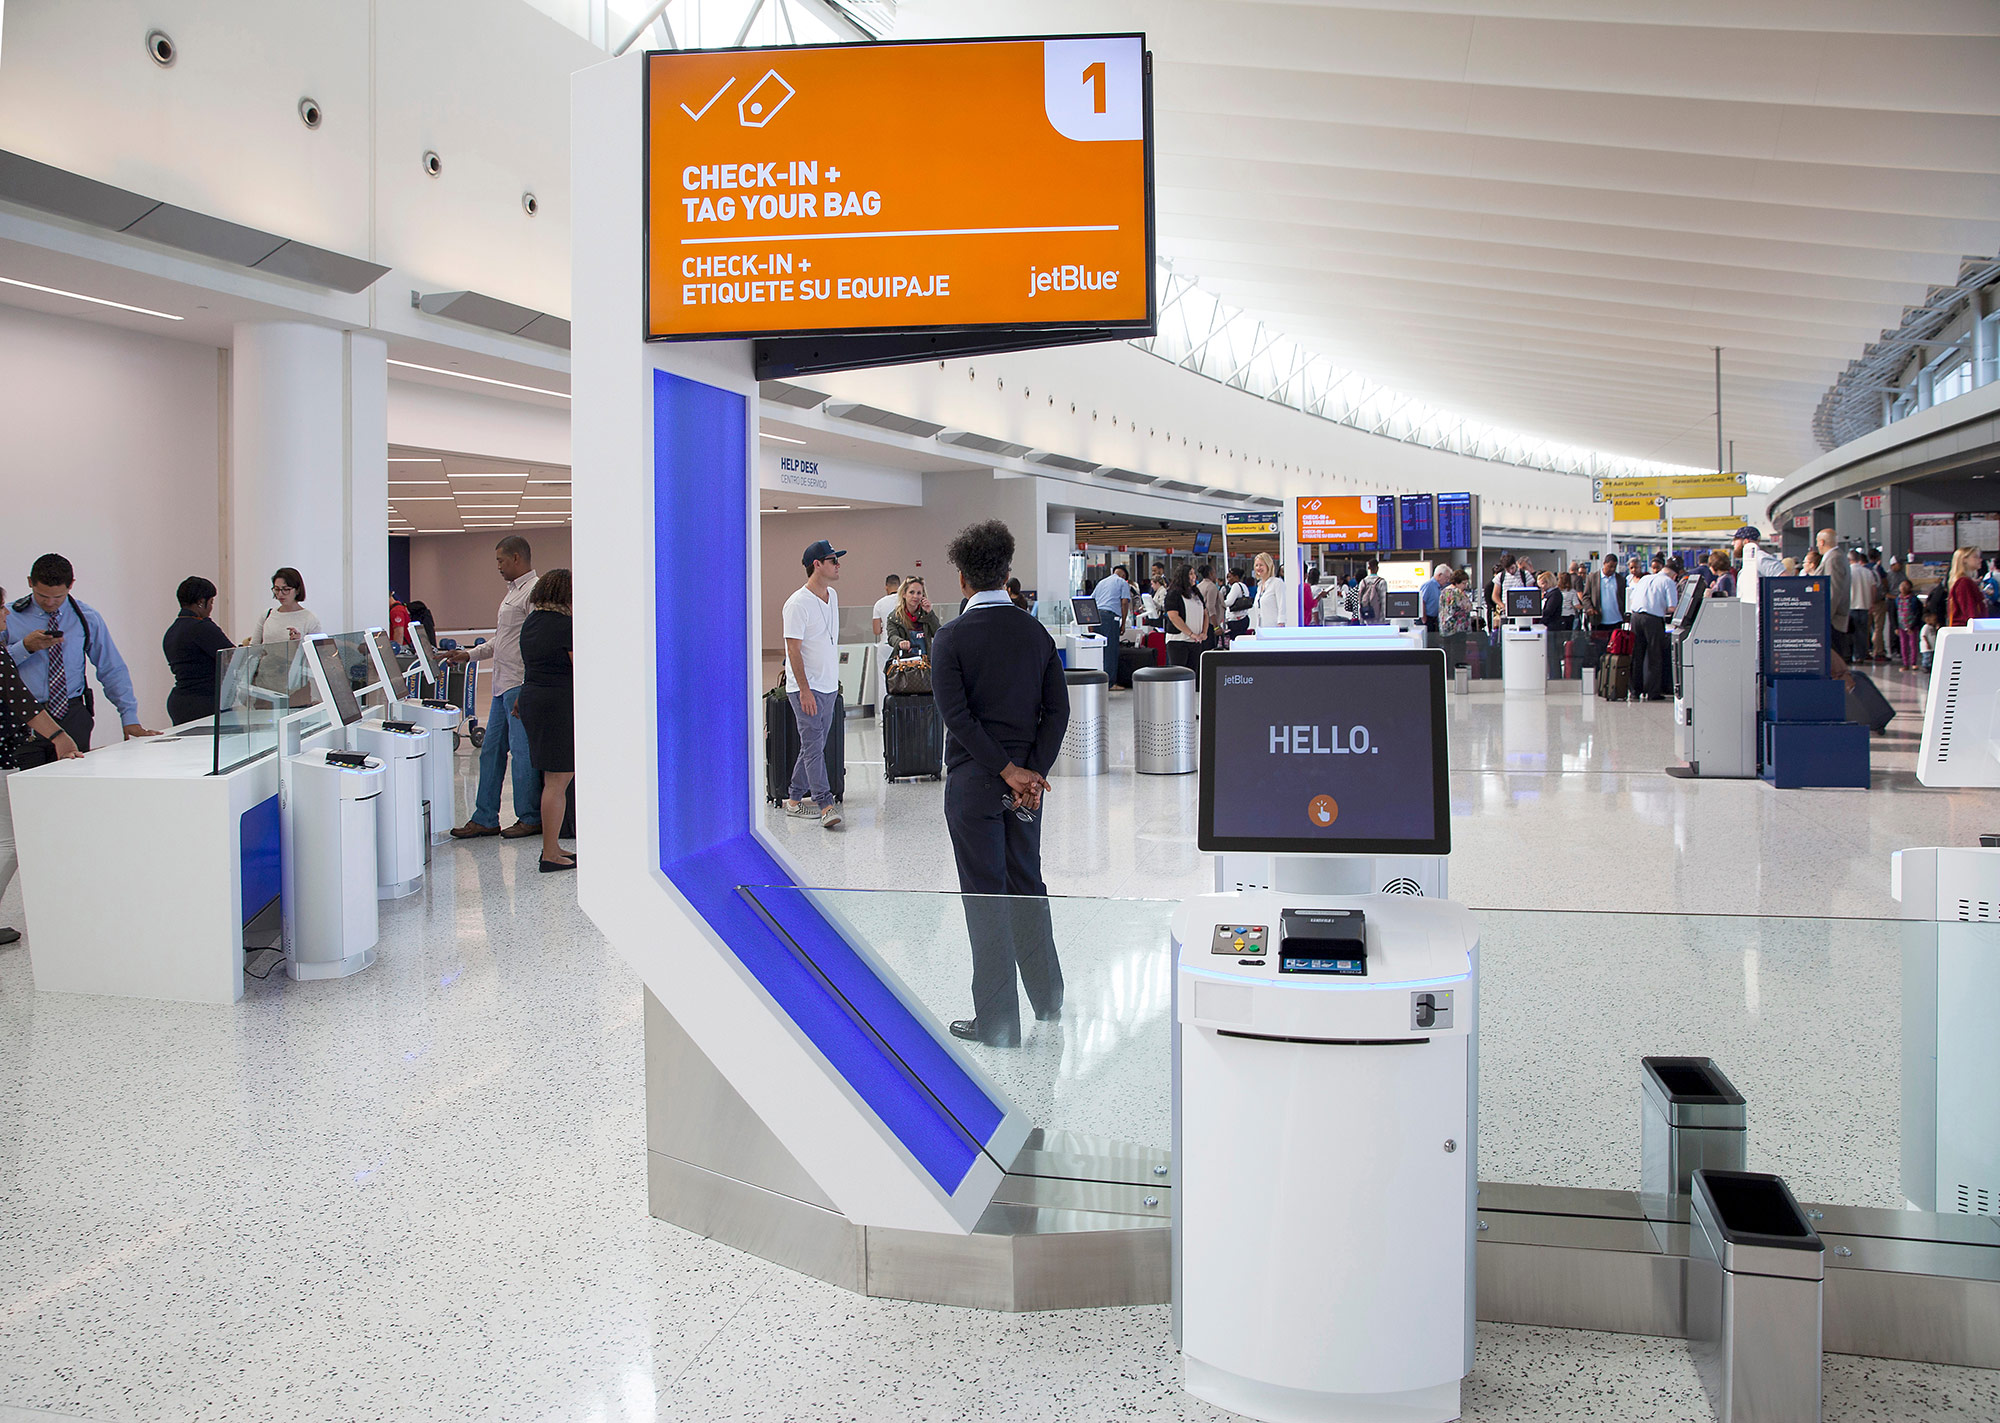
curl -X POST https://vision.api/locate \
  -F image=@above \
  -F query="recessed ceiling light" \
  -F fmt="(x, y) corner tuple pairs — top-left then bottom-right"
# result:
(391, 495), (458, 501)
(760, 432), (807, 445)
(459, 504), (518, 510)
(388, 359), (570, 399)
(528, 479), (572, 485)
(444, 471), (531, 479)
(522, 495), (570, 502)
(389, 456), (444, 463)
(0, 274), (183, 321)
(797, 504), (851, 510)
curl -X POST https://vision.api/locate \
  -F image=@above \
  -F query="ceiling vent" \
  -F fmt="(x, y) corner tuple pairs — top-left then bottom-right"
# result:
(413, 290), (570, 349)
(937, 429), (1033, 458)
(0, 148), (387, 293)
(1153, 479), (1208, 495)
(1095, 468), (1156, 485)
(1248, 495), (1285, 508)
(823, 401), (945, 438)
(759, 380), (831, 409)
(1025, 450), (1102, 474)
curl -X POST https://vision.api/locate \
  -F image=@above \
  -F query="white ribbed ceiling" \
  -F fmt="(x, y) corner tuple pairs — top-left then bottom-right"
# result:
(895, 0), (2000, 480)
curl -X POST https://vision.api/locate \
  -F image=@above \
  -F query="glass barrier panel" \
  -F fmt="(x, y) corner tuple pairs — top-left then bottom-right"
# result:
(325, 630), (392, 715)
(209, 643), (294, 774)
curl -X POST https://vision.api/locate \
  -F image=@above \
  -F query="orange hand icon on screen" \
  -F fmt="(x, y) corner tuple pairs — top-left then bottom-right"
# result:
(1308, 795), (1338, 827)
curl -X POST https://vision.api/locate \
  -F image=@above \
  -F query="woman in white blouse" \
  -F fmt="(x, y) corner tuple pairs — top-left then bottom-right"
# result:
(1250, 552), (1291, 630)
(250, 566), (323, 646)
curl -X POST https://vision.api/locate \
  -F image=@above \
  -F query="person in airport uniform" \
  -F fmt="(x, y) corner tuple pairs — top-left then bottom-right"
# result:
(1582, 553), (1626, 638)
(871, 573), (901, 642)
(161, 576), (233, 726)
(1250, 551), (1290, 631)
(1418, 562), (1447, 632)
(0, 582), (84, 946)
(1629, 555), (1680, 701)
(928, 519), (1068, 1049)
(447, 536), (544, 839)
(513, 569), (575, 874)
(5, 553), (155, 760)
(1948, 547), (1985, 627)
(1812, 530), (1850, 662)
(1163, 566), (1209, 687)
(1224, 566), (1253, 641)
(1092, 563), (1134, 648)
(779, 538), (844, 830)
(885, 576), (939, 656)
(1197, 564), (1225, 648)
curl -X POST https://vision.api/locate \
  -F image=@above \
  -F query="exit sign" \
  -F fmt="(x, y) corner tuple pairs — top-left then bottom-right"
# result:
(1792, 515), (1811, 528)
(1861, 493), (1885, 511)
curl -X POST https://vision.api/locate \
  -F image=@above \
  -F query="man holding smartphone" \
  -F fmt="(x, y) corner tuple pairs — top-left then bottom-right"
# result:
(4, 553), (154, 759)
(930, 520), (1070, 1048)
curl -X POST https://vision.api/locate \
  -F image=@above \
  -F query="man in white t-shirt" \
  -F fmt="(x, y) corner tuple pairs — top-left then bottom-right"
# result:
(871, 574), (902, 641)
(782, 539), (845, 828)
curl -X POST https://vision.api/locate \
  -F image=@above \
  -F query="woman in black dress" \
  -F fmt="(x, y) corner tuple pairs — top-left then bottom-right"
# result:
(161, 577), (234, 726)
(514, 569), (575, 872)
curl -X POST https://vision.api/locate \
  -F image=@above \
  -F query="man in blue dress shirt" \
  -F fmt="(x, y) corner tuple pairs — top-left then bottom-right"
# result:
(5, 553), (156, 759)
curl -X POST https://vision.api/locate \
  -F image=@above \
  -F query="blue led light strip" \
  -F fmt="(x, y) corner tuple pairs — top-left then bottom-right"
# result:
(650, 369), (1004, 1193)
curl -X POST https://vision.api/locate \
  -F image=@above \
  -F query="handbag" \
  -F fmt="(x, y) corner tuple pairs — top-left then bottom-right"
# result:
(885, 655), (933, 696)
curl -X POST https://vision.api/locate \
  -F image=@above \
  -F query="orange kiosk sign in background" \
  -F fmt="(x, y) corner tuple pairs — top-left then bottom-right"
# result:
(1296, 496), (1381, 544)
(645, 36), (1152, 340)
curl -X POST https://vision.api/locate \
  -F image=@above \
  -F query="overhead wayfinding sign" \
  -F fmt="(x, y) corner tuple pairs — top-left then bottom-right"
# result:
(1670, 515), (1746, 534)
(1225, 511), (1279, 536)
(1592, 473), (1747, 503)
(645, 36), (1154, 340)
(1296, 495), (1382, 545)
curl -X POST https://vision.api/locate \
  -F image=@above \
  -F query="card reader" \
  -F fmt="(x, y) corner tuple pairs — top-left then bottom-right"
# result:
(1278, 907), (1367, 976)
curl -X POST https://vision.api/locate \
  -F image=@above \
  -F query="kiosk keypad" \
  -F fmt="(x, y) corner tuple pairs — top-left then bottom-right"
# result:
(1210, 924), (1268, 955)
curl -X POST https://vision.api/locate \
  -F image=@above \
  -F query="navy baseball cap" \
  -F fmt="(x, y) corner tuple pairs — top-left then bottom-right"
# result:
(802, 539), (846, 568)
(1733, 525), (1762, 541)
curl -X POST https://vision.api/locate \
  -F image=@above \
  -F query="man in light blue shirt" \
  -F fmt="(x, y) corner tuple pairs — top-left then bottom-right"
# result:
(1418, 563), (1445, 630)
(1091, 564), (1133, 646)
(1629, 555), (1681, 700)
(5, 553), (155, 757)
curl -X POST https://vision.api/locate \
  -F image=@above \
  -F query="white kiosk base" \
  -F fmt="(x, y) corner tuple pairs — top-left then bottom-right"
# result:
(1501, 625), (1547, 694)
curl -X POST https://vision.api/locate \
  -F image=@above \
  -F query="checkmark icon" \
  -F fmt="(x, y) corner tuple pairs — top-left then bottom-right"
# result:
(681, 76), (735, 121)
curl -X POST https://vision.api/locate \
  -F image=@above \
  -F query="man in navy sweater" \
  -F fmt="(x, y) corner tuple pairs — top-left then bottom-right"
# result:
(931, 520), (1070, 1047)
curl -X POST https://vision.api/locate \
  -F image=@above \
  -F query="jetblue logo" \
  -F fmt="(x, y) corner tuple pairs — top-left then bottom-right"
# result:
(1224, 674), (1254, 686)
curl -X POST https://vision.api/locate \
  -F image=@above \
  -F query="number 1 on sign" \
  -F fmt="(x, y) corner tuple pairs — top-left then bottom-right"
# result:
(1082, 61), (1106, 113)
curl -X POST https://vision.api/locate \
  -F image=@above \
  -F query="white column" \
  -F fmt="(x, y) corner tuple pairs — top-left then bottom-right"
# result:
(227, 322), (388, 635)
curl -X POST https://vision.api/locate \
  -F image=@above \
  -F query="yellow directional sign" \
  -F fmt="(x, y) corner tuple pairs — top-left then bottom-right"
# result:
(1592, 473), (1747, 502)
(1670, 515), (1746, 534)
(1611, 499), (1663, 522)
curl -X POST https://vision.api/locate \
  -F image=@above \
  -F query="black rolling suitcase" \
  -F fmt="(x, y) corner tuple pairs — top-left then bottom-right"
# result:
(1113, 643), (1158, 689)
(764, 686), (845, 804)
(1845, 670), (1895, 734)
(881, 693), (944, 781)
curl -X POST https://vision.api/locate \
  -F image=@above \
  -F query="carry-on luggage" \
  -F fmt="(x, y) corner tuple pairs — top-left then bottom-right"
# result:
(1607, 627), (1635, 656)
(1114, 642), (1163, 689)
(1845, 670), (1895, 734)
(881, 692), (944, 781)
(764, 685), (845, 804)
(1597, 654), (1632, 700)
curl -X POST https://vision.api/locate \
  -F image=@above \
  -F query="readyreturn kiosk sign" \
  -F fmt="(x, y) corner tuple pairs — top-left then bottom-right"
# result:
(645, 36), (1154, 341)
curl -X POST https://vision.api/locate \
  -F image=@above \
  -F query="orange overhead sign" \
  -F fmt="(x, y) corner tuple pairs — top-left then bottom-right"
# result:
(645, 36), (1153, 340)
(1296, 496), (1381, 545)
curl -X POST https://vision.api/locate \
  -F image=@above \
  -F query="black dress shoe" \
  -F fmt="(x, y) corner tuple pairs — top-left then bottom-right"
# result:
(0, 926), (18, 946)
(539, 856), (576, 874)
(949, 1019), (1020, 1048)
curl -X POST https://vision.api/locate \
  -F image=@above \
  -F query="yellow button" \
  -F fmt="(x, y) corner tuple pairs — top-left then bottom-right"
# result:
(1233, 937), (1245, 951)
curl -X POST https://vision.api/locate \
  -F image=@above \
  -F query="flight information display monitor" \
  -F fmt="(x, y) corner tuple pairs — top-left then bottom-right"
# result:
(1398, 494), (1434, 550)
(645, 36), (1153, 341)
(1198, 649), (1450, 855)
(1436, 492), (1474, 549)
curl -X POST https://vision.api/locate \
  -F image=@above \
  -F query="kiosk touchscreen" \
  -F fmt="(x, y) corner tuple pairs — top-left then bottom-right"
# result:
(382, 623), (463, 844)
(1384, 590), (1421, 623)
(1176, 644), (1475, 1423)
(1070, 597), (1101, 628)
(407, 624), (442, 688)
(1504, 585), (1541, 622)
(308, 638), (364, 726)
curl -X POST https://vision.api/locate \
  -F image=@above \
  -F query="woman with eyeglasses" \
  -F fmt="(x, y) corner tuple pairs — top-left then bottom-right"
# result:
(248, 567), (321, 646)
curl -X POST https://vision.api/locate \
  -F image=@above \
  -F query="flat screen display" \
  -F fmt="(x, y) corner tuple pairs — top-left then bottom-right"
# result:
(310, 639), (364, 726)
(1398, 494), (1434, 551)
(1193, 531), (1213, 556)
(1675, 581), (1705, 634)
(1384, 591), (1420, 620)
(369, 629), (400, 685)
(407, 624), (441, 685)
(1198, 649), (1450, 855)
(1071, 597), (1100, 626)
(1505, 587), (1541, 618)
(1436, 492), (1474, 549)
(1296, 495), (1386, 547)
(645, 36), (1153, 341)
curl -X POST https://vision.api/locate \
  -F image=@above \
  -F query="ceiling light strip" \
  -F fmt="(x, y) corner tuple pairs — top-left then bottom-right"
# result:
(0, 274), (183, 321)
(387, 358), (570, 400)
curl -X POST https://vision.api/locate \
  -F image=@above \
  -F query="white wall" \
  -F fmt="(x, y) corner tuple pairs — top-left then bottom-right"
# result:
(0, 304), (222, 729)
(387, 378), (572, 466)
(407, 527), (572, 633)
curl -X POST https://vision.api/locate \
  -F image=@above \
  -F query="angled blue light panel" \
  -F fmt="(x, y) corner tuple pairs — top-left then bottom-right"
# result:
(650, 369), (1005, 1193)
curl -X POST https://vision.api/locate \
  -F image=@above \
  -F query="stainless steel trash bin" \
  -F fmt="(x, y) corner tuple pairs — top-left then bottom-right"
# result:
(1688, 1170), (1825, 1423)
(1052, 669), (1107, 776)
(1641, 1057), (1747, 1224)
(1133, 665), (1196, 774)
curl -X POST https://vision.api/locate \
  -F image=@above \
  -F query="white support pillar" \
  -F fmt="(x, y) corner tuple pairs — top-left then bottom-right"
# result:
(227, 322), (388, 636)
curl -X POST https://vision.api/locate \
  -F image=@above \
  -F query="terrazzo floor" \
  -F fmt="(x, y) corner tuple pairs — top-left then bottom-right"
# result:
(2, 667), (1997, 1420)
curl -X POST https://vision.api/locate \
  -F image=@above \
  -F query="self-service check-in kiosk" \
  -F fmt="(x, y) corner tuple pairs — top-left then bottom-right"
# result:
(310, 634), (429, 899)
(1668, 582), (1758, 778)
(1500, 584), (1545, 694)
(384, 625), (464, 843)
(1175, 647), (1477, 1422)
(1383, 590), (1427, 651)
(283, 638), (384, 980)
(1065, 597), (1108, 674)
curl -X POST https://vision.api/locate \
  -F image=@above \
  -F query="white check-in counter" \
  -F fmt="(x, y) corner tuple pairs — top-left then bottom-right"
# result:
(8, 730), (283, 1004)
